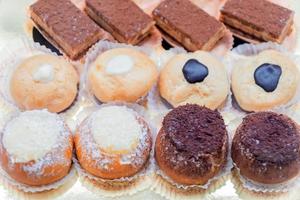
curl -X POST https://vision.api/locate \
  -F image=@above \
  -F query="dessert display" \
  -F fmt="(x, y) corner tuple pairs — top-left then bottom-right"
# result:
(155, 104), (228, 186)
(10, 54), (79, 113)
(85, 0), (155, 45)
(152, 0), (226, 51)
(0, 0), (300, 198)
(29, 0), (105, 60)
(74, 105), (152, 179)
(0, 110), (73, 186)
(159, 51), (229, 109)
(232, 50), (299, 112)
(88, 48), (158, 103)
(220, 0), (294, 43)
(232, 112), (300, 194)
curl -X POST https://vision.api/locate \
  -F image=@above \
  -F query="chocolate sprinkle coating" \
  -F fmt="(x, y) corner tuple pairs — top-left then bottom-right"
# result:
(159, 104), (228, 178)
(233, 112), (300, 166)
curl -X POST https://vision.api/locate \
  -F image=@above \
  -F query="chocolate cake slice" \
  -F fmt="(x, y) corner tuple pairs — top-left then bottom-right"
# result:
(85, 0), (155, 45)
(29, 0), (105, 60)
(152, 0), (226, 51)
(220, 0), (294, 43)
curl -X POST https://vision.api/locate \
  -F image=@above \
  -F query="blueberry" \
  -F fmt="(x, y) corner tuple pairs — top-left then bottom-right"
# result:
(254, 63), (282, 92)
(182, 59), (209, 84)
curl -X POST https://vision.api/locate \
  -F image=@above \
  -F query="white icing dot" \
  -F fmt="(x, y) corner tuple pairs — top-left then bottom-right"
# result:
(91, 106), (142, 151)
(3, 110), (63, 163)
(32, 64), (54, 83)
(105, 55), (133, 75)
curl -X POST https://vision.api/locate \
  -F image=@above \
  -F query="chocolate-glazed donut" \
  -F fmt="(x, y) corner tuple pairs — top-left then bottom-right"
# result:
(232, 112), (300, 184)
(155, 104), (228, 185)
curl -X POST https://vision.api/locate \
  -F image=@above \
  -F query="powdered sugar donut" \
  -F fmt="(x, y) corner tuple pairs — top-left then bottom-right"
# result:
(0, 110), (73, 186)
(74, 105), (152, 179)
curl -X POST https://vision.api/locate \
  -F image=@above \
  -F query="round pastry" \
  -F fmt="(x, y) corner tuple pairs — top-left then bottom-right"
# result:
(232, 112), (300, 184)
(232, 50), (300, 112)
(74, 105), (152, 179)
(155, 104), (228, 185)
(0, 110), (73, 186)
(10, 54), (79, 113)
(88, 48), (158, 103)
(159, 51), (229, 109)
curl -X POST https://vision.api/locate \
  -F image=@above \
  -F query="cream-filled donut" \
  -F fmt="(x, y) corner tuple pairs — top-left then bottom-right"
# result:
(0, 110), (73, 186)
(10, 54), (79, 113)
(74, 105), (152, 179)
(88, 48), (158, 103)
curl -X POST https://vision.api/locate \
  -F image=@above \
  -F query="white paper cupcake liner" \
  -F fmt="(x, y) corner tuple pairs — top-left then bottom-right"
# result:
(0, 36), (82, 131)
(233, 166), (300, 194)
(151, 172), (229, 200)
(0, 164), (77, 193)
(72, 102), (156, 197)
(228, 42), (300, 114)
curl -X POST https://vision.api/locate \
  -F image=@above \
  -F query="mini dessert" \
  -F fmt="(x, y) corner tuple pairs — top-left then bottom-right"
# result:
(152, 0), (226, 51)
(220, 0), (294, 43)
(88, 48), (158, 103)
(74, 105), (152, 179)
(29, 0), (105, 60)
(155, 104), (228, 185)
(232, 50), (299, 112)
(159, 51), (229, 109)
(85, 0), (155, 45)
(10, 54), (79, 113)
(0, 110), (73, 186)
(232, 112), (300, 185)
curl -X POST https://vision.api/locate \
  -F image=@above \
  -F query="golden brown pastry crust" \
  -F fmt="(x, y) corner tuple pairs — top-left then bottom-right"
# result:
(10, 54), (79, 113)
(159, 51), (229, 109)
(88, 48), (158, 103)
(74, 114), (152, 180)
(231, 50), (300, 112)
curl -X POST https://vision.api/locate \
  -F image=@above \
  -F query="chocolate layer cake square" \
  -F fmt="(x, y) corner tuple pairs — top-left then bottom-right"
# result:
(152, 0), (226, 51)
(85, 0), (155, 45)
(220, 0), (294, 43)
(30, 0), (105, 60)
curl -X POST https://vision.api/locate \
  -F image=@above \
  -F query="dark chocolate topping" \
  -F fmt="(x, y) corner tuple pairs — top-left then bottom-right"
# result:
(160, 105), (228, 177)
(221, 0), (294, 38)
(254, 63), (282, 92)
(236, 112), (300, 165)
(153, 0), (224, 47)
(86, 0), (153, 40)
(30, 0), (102, 49)
(182, 59), (209, 84)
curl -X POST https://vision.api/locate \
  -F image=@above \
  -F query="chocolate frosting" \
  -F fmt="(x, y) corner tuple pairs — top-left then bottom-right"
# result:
(221, 0), (294, 38)
(153, 0), (224, 47)
(86, 0), (153, 40)
(234, 112), (300, 166)
(159, 105), (228, 178)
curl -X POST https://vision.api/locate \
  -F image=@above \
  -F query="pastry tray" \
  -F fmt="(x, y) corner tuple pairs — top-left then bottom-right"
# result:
(0, 0), (299, 200)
